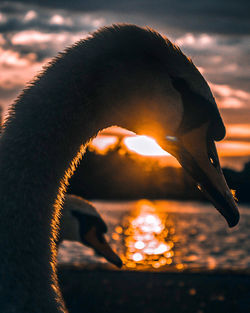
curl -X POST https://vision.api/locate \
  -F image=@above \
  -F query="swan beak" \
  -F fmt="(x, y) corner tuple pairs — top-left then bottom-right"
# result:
(163, 125), (240, 228)
(83, 227), (123, 268)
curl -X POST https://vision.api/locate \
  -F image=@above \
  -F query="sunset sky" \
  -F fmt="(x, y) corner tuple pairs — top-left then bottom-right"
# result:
(0, 0), (249, 169)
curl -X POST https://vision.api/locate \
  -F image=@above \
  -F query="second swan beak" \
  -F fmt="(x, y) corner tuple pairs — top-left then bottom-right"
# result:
(83, 226), (123, 268)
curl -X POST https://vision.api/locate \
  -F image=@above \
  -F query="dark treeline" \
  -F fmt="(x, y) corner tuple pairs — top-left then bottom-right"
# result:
(68, 148), (250, 203)
(223, 163), (250, 203)
(0, 105), (248, 202)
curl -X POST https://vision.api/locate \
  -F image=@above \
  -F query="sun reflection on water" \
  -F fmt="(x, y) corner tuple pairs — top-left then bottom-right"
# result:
(113, 200), (176, 269)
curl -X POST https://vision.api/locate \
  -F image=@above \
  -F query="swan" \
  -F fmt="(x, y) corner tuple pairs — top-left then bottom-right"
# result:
(0, 24), (239, 312)
(58, 194), (122, 268)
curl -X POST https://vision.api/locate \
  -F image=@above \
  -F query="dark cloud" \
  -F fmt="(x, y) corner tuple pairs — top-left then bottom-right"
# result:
(0, 0), (249, 113)
(5, 0), (250, 35)
(0, 2), (93, 34)
(5, 43), (57, 62)
(0, 18), (83, 33)
(163, 32), (250, 95)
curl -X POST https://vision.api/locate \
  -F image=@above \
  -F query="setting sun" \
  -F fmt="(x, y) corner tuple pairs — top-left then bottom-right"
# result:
(88, 128), (181, 167)
(124, 135), (169, 156)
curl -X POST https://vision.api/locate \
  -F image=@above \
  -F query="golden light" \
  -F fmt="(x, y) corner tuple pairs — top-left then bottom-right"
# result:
(151, 243), (170, 255)
(226, 124), (250, 138)
(124, 135), (169, 156)
(217, 141), (250, 157)
(176, 263), (185, 270)
(85, 126), (181, 166)
(131, 213), (164, 234)
(89, 136), (118, 154)
(134, 241), (145, 249)
(115, 226), (123, 234)
(120, 200), (175, 269)
(132, 252), (144, 262)
(231, 189), (238, 202)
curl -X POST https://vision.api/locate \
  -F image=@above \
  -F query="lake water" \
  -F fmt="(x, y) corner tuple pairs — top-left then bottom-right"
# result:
(58, 200), (250, 272)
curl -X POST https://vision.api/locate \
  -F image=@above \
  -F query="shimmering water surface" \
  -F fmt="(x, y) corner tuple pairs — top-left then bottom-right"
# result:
(58, 200), (250, 271)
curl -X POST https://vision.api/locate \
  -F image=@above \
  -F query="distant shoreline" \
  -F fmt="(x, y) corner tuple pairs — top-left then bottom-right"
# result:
(88, 196), (250, 205)
(59, 263), (250, 275)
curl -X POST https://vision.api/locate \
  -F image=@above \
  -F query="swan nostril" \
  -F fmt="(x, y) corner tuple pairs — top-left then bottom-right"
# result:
(166, 135), (178, 142)
(209, 157), (215, 166)
(197, 183), (203, 191)
(209, 155), (219, 169)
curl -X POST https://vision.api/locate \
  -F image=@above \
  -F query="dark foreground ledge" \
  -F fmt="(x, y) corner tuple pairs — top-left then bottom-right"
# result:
(58, 265), (250, 313)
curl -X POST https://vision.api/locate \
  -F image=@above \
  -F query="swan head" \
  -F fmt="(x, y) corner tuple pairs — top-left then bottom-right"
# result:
(96, 25), (239, 227)
(71, 209), (122, 268)
(160, 77), (239, 228)
(140, 43), (239, 227)
(61, 195), (123, 268)
(159, 62), (240, 227)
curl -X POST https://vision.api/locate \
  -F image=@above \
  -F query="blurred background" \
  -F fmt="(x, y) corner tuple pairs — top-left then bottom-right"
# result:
(1, 1), (250, 312)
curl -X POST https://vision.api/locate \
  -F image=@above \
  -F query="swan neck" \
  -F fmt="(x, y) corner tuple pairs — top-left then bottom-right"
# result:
(0, 72), (100, 312)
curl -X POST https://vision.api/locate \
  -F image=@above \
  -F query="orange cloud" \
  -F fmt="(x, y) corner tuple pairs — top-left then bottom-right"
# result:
(226, 124), (250, 138)
(11, 30), (84, 46)
(217, 141), (250, 157)
(210, 82), (250, 108)
(175, 33), (214, 47)
(0, 47), (34, 67)
(0, 34), (5, 45)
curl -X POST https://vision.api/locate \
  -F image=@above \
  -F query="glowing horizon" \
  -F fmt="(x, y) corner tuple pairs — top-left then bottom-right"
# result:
(124, 135), (169, 157)
(88, 126), (250, 169)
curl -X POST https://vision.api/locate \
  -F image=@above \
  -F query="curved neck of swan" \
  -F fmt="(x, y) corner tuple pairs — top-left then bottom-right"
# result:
(0, 39), (180, 312)
(0, 63), (112, 312)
